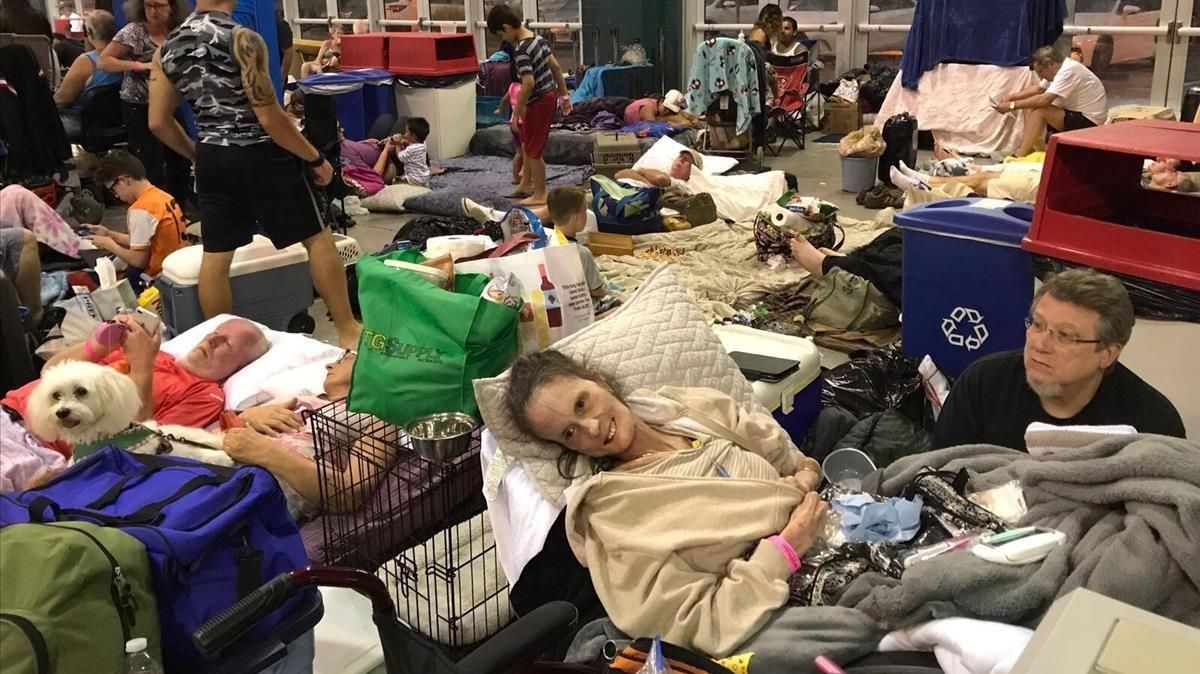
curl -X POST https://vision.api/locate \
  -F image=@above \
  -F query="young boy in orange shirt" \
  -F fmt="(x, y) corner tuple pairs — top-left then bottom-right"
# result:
(87, 149), (187, 283)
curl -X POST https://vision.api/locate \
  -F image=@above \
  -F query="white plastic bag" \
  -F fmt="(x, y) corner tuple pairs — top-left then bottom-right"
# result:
(456, 244), (594, 354)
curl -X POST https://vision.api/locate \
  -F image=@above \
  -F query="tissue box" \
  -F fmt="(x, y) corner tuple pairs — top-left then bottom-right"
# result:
(73, 280), (138, 321)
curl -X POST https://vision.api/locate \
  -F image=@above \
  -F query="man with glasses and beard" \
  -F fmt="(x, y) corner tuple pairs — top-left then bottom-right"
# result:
(932, 269), (1184, 450)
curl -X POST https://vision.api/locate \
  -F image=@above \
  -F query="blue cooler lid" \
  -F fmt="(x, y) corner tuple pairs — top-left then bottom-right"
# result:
(894, 198), (1034, 246)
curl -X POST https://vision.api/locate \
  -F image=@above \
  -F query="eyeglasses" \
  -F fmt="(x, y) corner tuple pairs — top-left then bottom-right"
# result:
(1024, 316), (1104, 347)
(333, 349), (356, 365)
(103, 176), (124, 193)
(145, 2), (170, 10)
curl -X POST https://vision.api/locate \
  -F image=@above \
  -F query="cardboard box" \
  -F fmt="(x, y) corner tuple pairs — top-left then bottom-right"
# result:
(823, 99), (862, 135)
(586, 232), (634, 257)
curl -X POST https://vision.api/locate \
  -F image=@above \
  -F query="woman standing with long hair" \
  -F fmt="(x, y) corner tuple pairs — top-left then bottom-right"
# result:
(99, 0), (191, 204)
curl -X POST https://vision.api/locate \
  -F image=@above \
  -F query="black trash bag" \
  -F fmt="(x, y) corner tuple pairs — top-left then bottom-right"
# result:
(820, 345), (926, 423)
(390, 215), (502, 251)
(1033, 255), (1200, 323)
(801, 406), (859, 462)
(836, 410), (932, 469)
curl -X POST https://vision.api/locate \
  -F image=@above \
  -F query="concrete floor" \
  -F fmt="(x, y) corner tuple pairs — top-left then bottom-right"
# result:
(248, 136), (889, 345)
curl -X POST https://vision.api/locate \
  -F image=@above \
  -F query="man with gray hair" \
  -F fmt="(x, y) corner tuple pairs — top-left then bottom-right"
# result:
(993, 46), (1108, 157)
(933, 269), (1183, 450)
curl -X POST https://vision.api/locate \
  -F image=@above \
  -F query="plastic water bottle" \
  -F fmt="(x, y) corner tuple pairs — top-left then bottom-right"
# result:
(123, 638), (163, 674)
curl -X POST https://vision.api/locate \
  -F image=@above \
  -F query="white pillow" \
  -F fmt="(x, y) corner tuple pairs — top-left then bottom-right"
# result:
(473, 264), (761, 508)
(161, 314), (344, 410)
(633, 136), (739, 176)
(360, 183), (432, 213)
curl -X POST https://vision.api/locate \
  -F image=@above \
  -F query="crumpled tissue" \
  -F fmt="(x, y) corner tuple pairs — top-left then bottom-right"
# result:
(832, 493), (923, 543)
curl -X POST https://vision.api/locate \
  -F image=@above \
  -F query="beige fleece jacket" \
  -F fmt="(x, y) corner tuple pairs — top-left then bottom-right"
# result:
(564, 386), (809, 657)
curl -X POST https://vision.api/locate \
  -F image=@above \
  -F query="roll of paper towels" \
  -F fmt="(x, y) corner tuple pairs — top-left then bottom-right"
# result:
(765, 204), (802, 231)
(424, 235), (490, 260)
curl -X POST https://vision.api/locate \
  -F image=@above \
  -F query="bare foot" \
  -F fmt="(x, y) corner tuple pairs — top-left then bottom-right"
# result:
(511, 177), (521, 184)
(338, 322), (363, 350)
(520, 193), (546, 206)
(506, 189), (533, 199)
(430, 166), (446, 176)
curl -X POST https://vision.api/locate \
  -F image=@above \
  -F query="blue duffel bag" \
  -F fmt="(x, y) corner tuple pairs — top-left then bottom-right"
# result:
(0, 446), (311, 672)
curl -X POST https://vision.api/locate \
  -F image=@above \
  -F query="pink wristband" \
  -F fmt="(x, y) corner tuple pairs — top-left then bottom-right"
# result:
(767, 535), (802, 573)
(82, 338), (100, 362)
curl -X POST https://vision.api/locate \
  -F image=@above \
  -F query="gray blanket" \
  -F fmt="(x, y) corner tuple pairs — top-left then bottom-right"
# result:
(569, 434), (1200, 672)
(468, 125), (698, 166)
(403, 155), (593, 217)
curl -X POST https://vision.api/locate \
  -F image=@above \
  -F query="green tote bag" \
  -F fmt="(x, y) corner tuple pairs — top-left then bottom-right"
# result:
(349, 249), (520, 428)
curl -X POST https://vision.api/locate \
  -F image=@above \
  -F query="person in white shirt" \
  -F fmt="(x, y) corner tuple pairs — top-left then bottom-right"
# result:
(373, 117), (431, 187)
(615, 149), (701, 193)
(771, 17), (809, 59)
(994, 46), (1108, 158)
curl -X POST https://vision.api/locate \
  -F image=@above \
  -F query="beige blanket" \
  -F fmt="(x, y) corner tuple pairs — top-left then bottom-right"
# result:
(597, 217), (893, 321)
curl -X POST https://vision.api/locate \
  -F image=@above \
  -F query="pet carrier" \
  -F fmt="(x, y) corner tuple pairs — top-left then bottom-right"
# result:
(308, 402), (511, 653)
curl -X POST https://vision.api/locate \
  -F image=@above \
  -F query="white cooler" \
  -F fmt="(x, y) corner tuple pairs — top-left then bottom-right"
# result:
(157, 235), (314, 336)
(713, 325), (823, 443)
(393, 80), (474, 161)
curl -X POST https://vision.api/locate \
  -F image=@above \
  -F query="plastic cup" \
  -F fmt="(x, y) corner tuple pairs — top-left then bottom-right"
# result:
(821, 448), (877, 490)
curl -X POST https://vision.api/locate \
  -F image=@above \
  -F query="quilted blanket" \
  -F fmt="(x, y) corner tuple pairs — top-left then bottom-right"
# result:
(403, 155), (593, 217)
(596, 217), (893, 321)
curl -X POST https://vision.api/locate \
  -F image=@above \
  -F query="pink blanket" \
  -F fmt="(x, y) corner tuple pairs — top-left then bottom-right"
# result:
(875, 64), (1041, 156)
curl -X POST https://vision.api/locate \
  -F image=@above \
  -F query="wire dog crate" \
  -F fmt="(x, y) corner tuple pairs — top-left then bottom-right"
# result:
(310, 402), (512, 651)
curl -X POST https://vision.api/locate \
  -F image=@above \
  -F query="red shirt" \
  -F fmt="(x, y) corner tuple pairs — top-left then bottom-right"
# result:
(3, 351), (226, 444)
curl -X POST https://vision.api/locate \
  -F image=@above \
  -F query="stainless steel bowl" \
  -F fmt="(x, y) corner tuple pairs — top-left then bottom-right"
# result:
(406, 413), (478, 462)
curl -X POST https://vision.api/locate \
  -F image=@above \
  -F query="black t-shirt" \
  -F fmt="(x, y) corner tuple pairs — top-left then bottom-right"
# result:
(932, 350), (1185, 451)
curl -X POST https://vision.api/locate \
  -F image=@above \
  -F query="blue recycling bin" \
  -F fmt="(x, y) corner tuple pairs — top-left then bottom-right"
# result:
(895, 198), (1036, 378)
(355, 70), (396, 133)
(299, 73), (367, 140)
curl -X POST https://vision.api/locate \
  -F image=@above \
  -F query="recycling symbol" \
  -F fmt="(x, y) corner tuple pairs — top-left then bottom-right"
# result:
(942, 307), (989, 351)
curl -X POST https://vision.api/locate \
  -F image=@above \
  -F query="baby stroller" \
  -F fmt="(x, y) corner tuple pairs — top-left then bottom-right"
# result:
(764, 44), (821, 154)
(193, 566), (579, 673)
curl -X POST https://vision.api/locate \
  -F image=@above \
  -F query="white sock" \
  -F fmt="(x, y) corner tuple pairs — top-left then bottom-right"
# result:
(891, 166), (930, 191)
(899, 160), (932, 184)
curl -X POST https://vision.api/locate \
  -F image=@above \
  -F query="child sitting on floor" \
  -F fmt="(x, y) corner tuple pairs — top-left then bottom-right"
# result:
(461, 186), (606, 301)
(373, 117), (431, 187)
(86, 150), (187, 286)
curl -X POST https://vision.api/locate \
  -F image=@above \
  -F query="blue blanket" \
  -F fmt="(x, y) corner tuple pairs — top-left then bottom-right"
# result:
(570, 63), (655, 104)
(900, 0), (1066, 89)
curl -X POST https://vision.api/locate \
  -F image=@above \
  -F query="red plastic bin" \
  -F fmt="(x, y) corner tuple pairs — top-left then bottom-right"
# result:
(386, 33), (477, 77)
(339, 33), (390, 70)
(1024, 119), (1200, 291)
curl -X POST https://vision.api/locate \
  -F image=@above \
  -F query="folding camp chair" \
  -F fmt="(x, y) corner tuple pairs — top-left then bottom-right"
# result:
(764, 42), (820, 155)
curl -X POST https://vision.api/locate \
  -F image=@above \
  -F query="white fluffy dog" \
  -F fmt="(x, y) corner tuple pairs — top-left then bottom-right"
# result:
(26, 361), (233, 466)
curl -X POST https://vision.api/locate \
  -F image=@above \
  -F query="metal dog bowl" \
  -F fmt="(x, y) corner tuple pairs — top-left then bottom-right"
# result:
(406, 413), (478, 462)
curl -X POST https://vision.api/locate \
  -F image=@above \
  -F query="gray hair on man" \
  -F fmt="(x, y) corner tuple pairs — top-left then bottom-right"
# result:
(1030, 46), (1064, 70)
(1031, 268), (1134, 347)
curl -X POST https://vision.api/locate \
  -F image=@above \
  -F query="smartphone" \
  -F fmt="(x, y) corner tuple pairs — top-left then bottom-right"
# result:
(118, 306), (161, 335)
(729, 351), (800, 383)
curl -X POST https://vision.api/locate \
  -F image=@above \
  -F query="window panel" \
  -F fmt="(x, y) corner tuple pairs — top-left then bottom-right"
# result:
(1068, 0), (1164, 107)
(538, 0), (579, 23)
(337, 0), (366, 20)
(383, 0), (417, 21)
(298, 0), (327, 20)
(430, 0), (466, 21)
(483, 0), (522, 58)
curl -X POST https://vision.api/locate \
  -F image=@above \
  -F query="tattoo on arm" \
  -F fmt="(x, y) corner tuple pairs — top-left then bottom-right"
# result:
(233, 28), (276, 107)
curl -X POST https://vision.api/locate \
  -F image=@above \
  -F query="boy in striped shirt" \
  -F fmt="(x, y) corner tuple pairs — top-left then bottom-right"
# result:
(487, 4), (572, 206)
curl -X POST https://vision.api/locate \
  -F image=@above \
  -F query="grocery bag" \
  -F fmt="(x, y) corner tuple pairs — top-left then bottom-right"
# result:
(349, 249), (520, 427)
(456, 243), (594, 354)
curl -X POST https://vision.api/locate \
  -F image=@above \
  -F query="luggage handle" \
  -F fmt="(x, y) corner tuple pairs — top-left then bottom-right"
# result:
(26, 475), (224, 527)
(86, 465), (174, 510)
